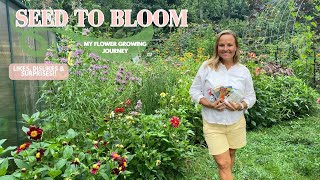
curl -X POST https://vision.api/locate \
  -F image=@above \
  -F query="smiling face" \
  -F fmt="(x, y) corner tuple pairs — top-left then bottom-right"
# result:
(217, 34), (237, 63)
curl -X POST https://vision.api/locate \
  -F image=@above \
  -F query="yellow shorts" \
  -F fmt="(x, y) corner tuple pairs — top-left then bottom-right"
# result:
(203, 116), (246, 155)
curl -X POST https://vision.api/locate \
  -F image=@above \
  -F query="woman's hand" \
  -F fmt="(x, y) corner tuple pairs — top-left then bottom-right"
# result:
(224, 100), (241, 111)
(210, 98), (226, 111)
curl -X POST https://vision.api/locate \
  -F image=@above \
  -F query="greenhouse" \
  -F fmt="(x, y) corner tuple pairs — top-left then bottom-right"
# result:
(0, 0), (55, 146)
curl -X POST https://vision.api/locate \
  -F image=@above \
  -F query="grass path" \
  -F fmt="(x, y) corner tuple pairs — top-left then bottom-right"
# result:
(182, 113), (320, 179)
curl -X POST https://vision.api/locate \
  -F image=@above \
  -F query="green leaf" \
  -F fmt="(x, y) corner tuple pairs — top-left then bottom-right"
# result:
(0, 158), (8, 176)
(22, 126), (29, 134)
(2, 146), (17, 154)
(31, 112), (40, 120)
(0, 139), (6, 146)
(55, 159), (67, 169)
(22, 114), (30, 121)
(66, 129), (78, 139)
(63, 146), (73, 159)
(100, 172), (110, 180)
(14, 159), (30, 169)
(48, 169), (62, 178)
(78, 152), (85, 161)
(0, 175), (16, 180)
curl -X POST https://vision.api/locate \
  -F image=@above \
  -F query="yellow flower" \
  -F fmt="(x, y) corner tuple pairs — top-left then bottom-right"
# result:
(160, 92), (167, 97)
(125, 116), (133, 120)
(67, 51), (74, 66)
(156, 160), (161, 166)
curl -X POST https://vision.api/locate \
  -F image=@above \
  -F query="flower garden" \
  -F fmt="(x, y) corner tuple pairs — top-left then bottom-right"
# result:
(1, 0), (320, 179)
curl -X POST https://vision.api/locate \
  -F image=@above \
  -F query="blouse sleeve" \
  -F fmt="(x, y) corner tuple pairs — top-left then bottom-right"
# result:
(243, 68), (256, 109)
(189, 62), (207, 104)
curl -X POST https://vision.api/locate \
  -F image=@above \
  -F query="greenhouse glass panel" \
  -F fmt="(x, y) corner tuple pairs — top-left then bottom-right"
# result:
(0, 0), (17, 145)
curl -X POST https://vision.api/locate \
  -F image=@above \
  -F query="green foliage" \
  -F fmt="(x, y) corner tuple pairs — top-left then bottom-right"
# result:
(104, 111), (195, 179)
(246, 73), (319, 129)
(2, 113), (131, 179)
(137, 61), (181, 114)
(290, 59), (317, 88)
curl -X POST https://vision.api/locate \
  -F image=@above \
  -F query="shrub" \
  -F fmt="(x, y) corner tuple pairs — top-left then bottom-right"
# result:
(246, 74), (319, 129)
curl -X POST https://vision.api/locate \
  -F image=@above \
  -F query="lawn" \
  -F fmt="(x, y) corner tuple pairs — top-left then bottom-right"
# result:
(182, 113), (320, 180)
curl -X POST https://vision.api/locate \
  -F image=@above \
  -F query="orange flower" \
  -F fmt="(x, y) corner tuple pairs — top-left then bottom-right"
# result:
(111, 152), (121, 161)
(255, 67), (261, 76)
(248, 52), (256, 59)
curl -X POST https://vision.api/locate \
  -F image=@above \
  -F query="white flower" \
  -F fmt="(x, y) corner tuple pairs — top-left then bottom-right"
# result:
(110, 111), (115, 118)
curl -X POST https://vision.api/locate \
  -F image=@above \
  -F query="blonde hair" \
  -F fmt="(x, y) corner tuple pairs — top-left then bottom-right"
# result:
(205, 30), (240, 70)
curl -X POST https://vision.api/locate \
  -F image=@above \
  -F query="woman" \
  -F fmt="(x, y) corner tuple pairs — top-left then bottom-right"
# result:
(189, 30), (256, 180)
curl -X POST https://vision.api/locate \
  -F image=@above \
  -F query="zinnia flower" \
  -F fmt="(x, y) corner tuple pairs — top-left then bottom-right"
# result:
(35, 149), (45, 161)
(17, 142), (31, 154)
(27, 126), (43, 140)
(115, 107), (125, 113)
(71, 158), (80, 166)
(112, 157), (127, 175)
(90, 162), (101, 174)
(170, 116), (180, 128)
(125, 99), (131, 106)
(110, 152), (121, 161)
(118, 157), (127, 171)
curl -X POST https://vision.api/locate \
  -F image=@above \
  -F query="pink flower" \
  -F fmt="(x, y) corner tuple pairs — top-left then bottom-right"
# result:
(317, 98), (320, 104)
(90, 162), (101, 174)
(110, 152), (121, 161)
(170, 116), (180, 128)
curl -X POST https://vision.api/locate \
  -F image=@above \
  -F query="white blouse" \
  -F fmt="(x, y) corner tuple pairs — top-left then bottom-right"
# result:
(189, 60), (256, 125)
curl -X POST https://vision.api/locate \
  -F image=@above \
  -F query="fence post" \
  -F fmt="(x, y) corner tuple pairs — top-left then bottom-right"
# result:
(313, 47), (316, 88)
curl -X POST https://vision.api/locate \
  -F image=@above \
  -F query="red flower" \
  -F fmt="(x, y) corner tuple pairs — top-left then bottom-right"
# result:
(90, 162), (101, 174)
(118, 157), (127, 171)
(170, 116), (180, 128)
(17, 142), (31, 154)
(35, 149), (45, 161)
(27, 125), (43, 140)
(317, 98), (320, 104)
(111, 157), (127, 175)
(125, 99), (131, 106)
(115, 107), (125, 113)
